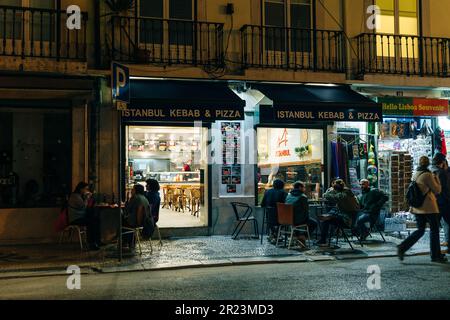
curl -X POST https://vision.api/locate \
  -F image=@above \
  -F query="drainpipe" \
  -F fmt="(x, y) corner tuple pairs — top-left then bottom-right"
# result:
(94, 0), (101, 68)
(418, 0), (424, 77)
(341, 0), (352, 79)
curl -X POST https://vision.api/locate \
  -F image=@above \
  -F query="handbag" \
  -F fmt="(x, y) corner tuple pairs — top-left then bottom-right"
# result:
(54, 207), (69, 233)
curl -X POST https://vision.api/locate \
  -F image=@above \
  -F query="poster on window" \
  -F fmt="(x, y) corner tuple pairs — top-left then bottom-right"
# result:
(219, 122), (244, 196)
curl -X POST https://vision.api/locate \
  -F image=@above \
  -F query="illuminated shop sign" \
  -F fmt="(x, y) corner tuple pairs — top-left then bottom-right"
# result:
(260, 105), (383, 123)
(121, 106), (244, 122)
(378, 97), (449, 117)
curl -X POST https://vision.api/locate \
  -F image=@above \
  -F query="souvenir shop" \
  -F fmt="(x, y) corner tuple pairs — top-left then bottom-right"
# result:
(376, 96), (450, 214)
(246, 83), (383, 204)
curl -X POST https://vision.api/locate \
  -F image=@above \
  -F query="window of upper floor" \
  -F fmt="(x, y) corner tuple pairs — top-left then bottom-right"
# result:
(376, 0), (418, 35)
(138, 0), (193, 46)
(263, 0), (312, 52)
(0, 0), (55, 41)
(375, 0), (419, 58)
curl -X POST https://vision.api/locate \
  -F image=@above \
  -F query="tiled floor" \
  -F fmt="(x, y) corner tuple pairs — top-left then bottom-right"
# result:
(157, 208), (205, 228)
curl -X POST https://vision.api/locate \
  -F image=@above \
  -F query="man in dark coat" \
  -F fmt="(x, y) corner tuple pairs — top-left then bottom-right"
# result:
(356, 179), (388, 240)
(261, 179), (287, 240)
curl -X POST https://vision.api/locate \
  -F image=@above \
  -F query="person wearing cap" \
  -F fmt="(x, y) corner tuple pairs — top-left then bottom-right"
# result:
(355, 179), (388, 241)
(397, 156), (447, 263)
(431, 153), (450, 252)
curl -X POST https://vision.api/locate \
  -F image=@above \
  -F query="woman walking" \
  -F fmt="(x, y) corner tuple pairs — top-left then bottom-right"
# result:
(398, 156), (447, 263)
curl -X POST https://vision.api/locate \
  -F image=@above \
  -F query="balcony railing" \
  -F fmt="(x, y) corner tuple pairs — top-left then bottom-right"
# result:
(240, 25), (345, 72)
(356, 33), (450, 77)
(110, 16), (224, 66)
(0, 5), (88, 61)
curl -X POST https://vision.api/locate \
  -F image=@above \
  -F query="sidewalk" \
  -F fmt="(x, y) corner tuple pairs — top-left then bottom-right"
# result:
(0, 232), (447, 279)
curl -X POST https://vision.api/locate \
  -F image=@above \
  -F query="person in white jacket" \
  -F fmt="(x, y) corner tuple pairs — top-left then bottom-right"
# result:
(397, 156), (447, 263)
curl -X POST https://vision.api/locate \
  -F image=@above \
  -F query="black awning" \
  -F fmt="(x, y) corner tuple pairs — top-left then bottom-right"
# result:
(251, 83), (382, 123)
(124, 79), (245, 122)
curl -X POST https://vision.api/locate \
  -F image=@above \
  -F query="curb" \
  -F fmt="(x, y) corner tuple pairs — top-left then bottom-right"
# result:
(1, 248), (446, 280)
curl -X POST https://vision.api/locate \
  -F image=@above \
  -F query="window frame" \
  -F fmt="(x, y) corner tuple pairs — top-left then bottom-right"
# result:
(375, 0), (419, 36)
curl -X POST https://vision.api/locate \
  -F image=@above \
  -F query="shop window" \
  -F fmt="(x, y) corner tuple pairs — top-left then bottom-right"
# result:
(139, 0), (193, 46)
(264, 0), (312, 52)
(0, 108), (71, 209)
(125, 125), (208, 228)
(257, 127), (324, 204)
(375, 0), (418, 58)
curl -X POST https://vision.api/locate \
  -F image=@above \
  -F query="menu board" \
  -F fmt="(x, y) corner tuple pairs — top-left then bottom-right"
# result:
(220, 122), (243, 195)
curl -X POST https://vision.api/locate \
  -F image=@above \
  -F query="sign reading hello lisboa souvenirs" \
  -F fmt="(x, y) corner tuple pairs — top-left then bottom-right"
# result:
(378, 97), (449, 117)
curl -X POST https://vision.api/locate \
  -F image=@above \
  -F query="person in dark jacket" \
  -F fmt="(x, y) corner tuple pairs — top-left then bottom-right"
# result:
(318, 179), (359, 247)
(355, 179), (389, 240)
(285, 181), (317, 239)
(145, 179), (161, 224)
(261, 179), (287, 239)
(431, 153), (450, 251)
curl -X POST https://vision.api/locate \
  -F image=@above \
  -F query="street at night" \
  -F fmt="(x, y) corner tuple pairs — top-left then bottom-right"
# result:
(1, 255), (449, 300)
(2, 0), (450, 311)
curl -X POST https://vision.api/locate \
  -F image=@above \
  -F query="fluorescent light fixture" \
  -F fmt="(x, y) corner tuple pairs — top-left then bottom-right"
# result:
(305, 83), (339, 87)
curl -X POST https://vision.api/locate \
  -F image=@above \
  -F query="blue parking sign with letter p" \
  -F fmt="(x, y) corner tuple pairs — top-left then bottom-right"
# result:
(112, 62), (130, 103)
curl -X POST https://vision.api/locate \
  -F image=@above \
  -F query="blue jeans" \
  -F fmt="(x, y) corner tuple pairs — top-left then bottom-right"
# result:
(356, 212), (378, 238)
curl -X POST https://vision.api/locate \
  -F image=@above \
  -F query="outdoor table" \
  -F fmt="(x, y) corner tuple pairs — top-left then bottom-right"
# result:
(95, 204), (124, 261)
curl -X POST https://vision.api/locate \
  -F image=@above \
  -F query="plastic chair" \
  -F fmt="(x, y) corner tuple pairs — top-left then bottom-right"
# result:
(121, 226), (144, 255)
(275, 203), (310, 249)
(231, 202), (259, 240)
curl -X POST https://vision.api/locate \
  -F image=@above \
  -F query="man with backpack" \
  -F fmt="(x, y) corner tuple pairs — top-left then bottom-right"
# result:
(398, 156), (447, 263)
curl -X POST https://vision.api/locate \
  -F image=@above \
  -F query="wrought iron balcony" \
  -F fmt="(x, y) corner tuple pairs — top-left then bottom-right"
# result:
(356, 33), (449, 77)
(0, 5), (87, 61)
(110, 16), (224, 67)
(240, 24), (345, 72)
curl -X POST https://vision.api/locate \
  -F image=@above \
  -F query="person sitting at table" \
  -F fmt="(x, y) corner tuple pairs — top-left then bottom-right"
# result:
(261, 179), (287, 242)
(123, 184), (151, 251)
(355, 179), (388, 240)
(68, 182), (102, 251)
(285, 181), (318, 244)
(145, 179), (161, 224)
(317, 179), (360, 247)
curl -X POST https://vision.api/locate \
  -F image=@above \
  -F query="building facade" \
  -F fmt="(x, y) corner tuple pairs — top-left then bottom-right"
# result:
(1, 0), (449, 243)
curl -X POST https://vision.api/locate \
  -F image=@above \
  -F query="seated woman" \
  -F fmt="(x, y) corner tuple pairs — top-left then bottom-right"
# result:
(261, 179), (288, 241)
(123, 184), (151, 250)
(68, 182), (102, 251)
(145, 179), (161, 224)
(317, 179), (359, 247)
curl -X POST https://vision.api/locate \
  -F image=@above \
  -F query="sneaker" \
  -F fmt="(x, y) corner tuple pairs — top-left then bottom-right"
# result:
(397, 245), (405, 261)
(431, 255), (448, 263)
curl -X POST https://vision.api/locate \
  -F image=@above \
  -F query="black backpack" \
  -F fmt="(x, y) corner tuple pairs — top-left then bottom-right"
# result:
(406, 171), (430, 208)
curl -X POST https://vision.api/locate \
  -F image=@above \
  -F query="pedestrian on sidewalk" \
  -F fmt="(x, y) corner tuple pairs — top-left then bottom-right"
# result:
(68, 182), (102, 251)
(430, 153), (450, 253)
(398, 156), (447, 263)
(261, 179), (287, 242)
(285, 181), (317, 244)
(355, 179), (388, 240)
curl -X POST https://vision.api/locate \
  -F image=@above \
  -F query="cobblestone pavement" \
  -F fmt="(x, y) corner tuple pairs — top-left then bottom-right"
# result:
(1, 230), (447, 276)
